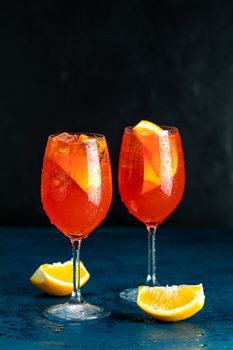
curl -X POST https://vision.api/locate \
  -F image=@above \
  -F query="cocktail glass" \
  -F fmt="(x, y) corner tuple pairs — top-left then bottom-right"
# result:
(41, 132), (112, 321)
(118, 125), (185, 302)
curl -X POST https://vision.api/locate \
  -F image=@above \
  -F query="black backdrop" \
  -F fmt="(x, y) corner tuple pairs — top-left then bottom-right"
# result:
(0, 0), (233, 227)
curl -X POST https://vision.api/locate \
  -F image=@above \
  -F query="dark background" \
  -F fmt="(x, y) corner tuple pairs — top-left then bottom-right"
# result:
(0, 0), (232, 228)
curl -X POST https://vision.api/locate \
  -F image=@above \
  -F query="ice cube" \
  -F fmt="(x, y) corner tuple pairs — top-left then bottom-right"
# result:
(53, 132), (79, 155)
(55, 132), (77, 142)
(51, 170), (71, 201)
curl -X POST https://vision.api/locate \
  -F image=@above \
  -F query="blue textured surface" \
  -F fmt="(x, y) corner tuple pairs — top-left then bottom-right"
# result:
(0, 226), (232, 349)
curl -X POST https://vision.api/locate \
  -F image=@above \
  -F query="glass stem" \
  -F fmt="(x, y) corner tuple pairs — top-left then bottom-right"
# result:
(70, 239), (83, 303)
(145, 225), (160, 286)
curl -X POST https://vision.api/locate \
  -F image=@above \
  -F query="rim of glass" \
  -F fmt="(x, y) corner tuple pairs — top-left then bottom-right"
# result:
(48, 132), (105, 142)
(124, 125), (178, 133)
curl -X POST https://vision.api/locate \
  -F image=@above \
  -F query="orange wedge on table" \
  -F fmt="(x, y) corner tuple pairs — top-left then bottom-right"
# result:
(137, 284), (205, 322)
(47, 133), (102, 195)
(133, 120), (178, 193)
(30, 260), (90, 296)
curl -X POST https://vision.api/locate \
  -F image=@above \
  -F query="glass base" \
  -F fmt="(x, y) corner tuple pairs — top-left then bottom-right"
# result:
(43, 301), (110, 322)
(119, 288), (138, 303)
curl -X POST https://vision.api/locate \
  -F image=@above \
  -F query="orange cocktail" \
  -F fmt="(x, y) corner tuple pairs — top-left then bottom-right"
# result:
(118, 121), (185, 302)
(118, 125), (185, 224)
(41, 132), (112, 321)
(41, 133), (112, 239)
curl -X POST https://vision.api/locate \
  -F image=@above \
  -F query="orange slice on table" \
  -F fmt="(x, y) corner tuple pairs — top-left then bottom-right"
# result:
(137, 284), (205, 322)
(30, 260), (90, 296)
(47, 133), (101, 195)
(133, 120), (178, 193)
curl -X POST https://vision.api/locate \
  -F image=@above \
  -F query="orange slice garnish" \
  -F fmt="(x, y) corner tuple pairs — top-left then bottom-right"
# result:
(133, 120), (178, 193)
(133, 120), (162, 135)
(47, 133), (101, 196)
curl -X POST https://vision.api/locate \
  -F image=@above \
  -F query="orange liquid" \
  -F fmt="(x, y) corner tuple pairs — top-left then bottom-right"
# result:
(118, 128), (185, 224)
(41, 134), (112, 238)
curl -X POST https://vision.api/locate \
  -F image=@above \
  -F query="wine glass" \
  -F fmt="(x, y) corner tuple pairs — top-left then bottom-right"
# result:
(118, 125), (185, 302)
(41, 132), (112, 321)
